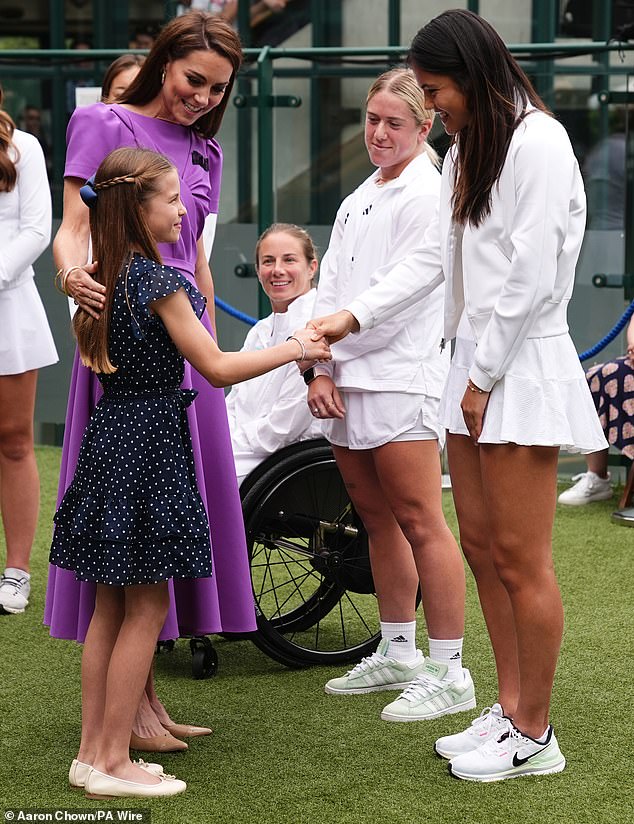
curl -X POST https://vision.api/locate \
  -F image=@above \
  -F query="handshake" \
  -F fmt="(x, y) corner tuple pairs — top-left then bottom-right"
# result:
(289, 309), (360, 365)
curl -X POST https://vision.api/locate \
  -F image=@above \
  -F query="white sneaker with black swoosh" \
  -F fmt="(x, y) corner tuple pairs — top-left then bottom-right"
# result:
(448, 722), (566, 782)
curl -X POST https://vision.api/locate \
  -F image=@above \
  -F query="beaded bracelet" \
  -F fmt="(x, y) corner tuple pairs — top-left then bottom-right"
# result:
(467, 378), (485, 394)
(286, 335), (307, 362)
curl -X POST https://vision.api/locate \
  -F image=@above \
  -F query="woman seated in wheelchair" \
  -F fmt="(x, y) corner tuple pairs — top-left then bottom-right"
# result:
(226, 223), (323, 487)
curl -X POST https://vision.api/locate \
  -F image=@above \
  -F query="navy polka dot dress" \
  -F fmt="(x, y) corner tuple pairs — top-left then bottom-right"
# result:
(50, 254), (213, 586)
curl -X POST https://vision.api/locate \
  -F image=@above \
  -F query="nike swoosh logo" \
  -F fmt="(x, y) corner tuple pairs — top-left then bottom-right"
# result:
(512, 748), (546, 767)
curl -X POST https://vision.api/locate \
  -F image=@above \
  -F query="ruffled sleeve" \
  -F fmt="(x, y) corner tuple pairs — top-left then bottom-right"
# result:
(126, 256), (206, 340)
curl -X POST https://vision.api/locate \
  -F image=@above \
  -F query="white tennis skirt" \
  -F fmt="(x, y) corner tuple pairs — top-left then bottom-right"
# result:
(439, 334), (609, 454)
(324, 389), (443, 450)
(0, 278), (58, 375)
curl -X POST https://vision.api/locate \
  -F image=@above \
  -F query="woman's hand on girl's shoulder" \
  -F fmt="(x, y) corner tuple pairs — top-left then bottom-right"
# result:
(65, 261), (106, 319)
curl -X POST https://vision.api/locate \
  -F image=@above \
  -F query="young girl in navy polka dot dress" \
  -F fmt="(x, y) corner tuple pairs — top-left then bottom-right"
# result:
(50, 146), (330, 800)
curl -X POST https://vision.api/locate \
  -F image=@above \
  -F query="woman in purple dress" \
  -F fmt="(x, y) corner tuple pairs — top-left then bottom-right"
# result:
(45, 11), (254, 751)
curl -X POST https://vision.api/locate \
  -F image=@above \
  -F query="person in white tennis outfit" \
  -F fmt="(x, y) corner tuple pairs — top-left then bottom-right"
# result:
(308, 67), (473, 723)
(226, 223), (322, 487)
(309, 11), (607, 782)
(0, 83), (57, 615)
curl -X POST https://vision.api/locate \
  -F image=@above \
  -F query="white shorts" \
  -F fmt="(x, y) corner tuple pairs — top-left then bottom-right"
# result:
(324, 390), (443, 450)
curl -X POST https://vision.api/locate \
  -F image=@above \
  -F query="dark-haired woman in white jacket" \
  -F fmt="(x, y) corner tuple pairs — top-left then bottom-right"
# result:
(310, 12), (607, 783)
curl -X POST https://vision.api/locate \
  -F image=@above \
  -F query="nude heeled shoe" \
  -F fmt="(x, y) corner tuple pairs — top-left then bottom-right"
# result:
(130, 731), (188, 753)
(162, 723), (212, 739)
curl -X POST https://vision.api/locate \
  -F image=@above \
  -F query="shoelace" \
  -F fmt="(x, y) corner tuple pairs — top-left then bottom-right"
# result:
(468, 706), (504, 734)
(478, 720), (520, 755)
(0, 576), (28, 595)
(399, 672), (444, 702)
(347, 651), (388, 676)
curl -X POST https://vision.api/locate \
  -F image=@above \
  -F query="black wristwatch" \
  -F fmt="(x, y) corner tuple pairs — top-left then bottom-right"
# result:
(302, 367), (317, 385)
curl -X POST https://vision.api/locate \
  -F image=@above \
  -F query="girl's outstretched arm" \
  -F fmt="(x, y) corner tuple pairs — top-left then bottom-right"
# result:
(154, 288), (331, 388)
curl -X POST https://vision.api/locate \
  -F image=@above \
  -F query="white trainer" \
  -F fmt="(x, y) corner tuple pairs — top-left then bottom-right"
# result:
(380, 658), (476, 722)
(449, 722), (566, 782)
(0, 571), (31, 614)
(558, 471), (612, 505)
(435, 703), (508, 759)
(324, 638), (425, 695)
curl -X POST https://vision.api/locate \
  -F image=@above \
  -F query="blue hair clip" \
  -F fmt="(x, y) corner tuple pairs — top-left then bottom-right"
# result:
(79, 174), (98, 209)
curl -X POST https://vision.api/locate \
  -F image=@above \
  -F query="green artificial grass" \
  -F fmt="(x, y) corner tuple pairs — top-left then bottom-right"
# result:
(0, 447), (632, 824)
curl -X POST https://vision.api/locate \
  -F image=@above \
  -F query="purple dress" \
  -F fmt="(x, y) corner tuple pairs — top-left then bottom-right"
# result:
(44, 103), (256, 641)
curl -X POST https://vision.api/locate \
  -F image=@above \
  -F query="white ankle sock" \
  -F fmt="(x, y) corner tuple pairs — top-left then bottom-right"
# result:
(3, 567), (30, 581)
(381, 620), (417, 662)
(428, 637), (464, 682)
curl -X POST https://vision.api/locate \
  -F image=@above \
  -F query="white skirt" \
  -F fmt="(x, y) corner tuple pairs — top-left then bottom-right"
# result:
(439, 334), (609, 454)
(325, 390), (443, 450)
(0, 279), (58, 375)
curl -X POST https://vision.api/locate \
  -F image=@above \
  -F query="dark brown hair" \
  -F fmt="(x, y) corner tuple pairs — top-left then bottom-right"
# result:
(0, 83), (18, 192)
(74, 147), (174, 373)
(101, 54), (146, 103)
(119, 11), (243, 139)
(409, 9), (549, 226)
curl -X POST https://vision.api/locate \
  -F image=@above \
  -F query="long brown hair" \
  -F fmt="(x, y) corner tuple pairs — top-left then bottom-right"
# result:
(0, 83), (18, 192)
(409, 10), (549, 226)
(74, 147), (175, 374)
(119, 11), (243, 139)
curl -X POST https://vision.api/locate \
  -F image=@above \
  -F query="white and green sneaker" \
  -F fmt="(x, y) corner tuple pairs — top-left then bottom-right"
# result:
(324, 639), (425, 695)
(435, 703), (508, 759)
(380, 658), (476, 722)
(448, 722), (566, 782)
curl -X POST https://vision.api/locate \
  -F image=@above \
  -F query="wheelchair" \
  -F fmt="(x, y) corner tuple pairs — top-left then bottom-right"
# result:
(168, 438), (380, 677)
(240, 438), (379, 668)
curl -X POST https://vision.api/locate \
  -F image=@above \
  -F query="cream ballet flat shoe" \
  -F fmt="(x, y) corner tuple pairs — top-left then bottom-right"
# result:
(69, 758), (164, 789)
(84, 767), (186, 799)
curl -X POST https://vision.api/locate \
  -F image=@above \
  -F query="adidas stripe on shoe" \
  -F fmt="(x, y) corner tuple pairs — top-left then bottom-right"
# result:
(324, 638), (425, 695)
(380, 658), (476, 722)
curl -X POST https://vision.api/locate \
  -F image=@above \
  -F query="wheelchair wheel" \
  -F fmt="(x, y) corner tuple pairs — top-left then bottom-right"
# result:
(241, 439), (380, 668)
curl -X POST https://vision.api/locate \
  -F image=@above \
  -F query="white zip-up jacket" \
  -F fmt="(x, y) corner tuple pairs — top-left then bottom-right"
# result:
(0, 129), (51, 290)
(226, 289), (322, 479)
(346, 110), (586, 392)
(314, 152), (449, 396)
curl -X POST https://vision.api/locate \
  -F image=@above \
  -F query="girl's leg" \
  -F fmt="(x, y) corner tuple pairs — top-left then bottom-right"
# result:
(446, 433), (519, 714)
(371, 439), (465, 640)
(332, 445), (419, 623)
(78, 584), (125, 765)
(0, 370), (39, 573)
(479, 443), (562, 738)
(92, 582), (170, 783)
